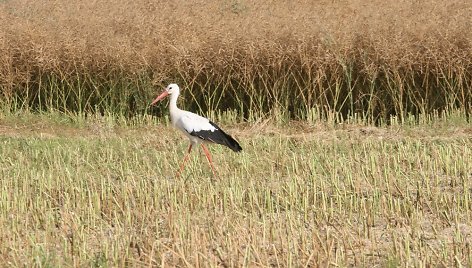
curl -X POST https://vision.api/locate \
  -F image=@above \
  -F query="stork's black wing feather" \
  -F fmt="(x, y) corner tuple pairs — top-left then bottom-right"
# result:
(189, 121), (242, 152)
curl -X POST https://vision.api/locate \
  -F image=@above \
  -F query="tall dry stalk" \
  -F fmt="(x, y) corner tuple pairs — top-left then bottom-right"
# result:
(0, 0), (471, 122)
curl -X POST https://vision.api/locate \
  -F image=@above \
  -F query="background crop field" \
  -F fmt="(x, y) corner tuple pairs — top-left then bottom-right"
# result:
(1, 0), (472, 266)
(1, 0), (471, 121)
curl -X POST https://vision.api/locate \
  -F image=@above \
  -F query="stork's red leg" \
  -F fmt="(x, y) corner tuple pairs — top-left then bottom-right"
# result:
(176, 144), (192, 177)
(201, 144), (218, 177)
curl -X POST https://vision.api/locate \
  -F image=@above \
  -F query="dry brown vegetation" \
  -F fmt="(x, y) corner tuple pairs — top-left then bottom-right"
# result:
(1, 2), (472, 266)
(1, 0), (471, 120)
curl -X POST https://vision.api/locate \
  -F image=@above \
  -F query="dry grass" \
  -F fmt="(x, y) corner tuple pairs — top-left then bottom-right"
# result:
(1, 0), (471, 120)
(0, 112), (471, 266)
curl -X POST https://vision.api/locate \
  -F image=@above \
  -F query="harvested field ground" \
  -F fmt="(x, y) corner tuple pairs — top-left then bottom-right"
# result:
(0, 112), (471, 266)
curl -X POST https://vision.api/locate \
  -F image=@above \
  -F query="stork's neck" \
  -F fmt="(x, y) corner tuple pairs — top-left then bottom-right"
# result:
(169, 90), (180, 117)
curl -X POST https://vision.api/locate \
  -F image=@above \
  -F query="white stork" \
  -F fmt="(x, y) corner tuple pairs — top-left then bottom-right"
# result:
(151, 83), (242, 177)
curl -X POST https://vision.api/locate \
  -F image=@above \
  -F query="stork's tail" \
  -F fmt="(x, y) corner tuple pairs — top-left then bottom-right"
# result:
(207, 121), (242, 152)
(223, 133), (242, 152)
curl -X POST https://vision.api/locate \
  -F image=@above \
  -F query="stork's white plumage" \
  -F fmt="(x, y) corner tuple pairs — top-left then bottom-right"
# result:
(151, 83), (242, 177)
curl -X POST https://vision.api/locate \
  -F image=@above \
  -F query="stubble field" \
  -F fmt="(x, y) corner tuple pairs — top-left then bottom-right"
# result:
(0, 112), (471, 266)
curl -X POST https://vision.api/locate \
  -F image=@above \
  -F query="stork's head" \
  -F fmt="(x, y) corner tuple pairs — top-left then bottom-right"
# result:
(151, 83), (179, 105)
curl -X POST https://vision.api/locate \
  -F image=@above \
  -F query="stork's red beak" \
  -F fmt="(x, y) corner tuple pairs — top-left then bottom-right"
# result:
(151, 90), (169, 106)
